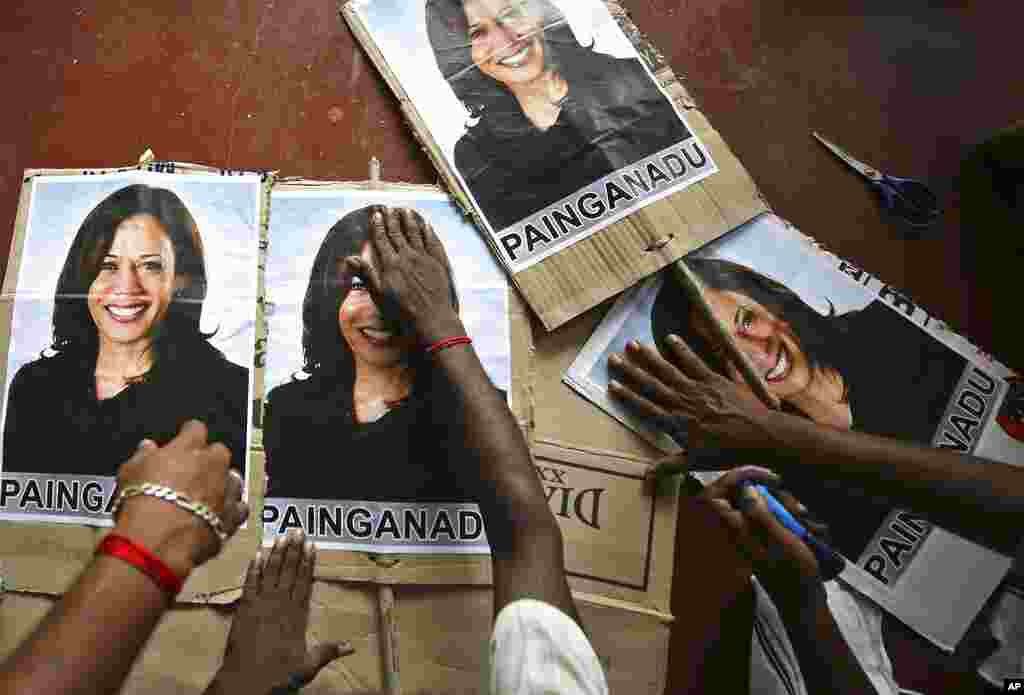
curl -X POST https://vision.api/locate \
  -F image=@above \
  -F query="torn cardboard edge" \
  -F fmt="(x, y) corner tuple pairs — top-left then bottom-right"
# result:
(0, 165), (272, 603)
(340, 0), (769, 330)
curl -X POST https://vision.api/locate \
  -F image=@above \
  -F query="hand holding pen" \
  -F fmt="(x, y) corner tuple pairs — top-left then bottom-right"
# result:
(701, 467), (844, 618)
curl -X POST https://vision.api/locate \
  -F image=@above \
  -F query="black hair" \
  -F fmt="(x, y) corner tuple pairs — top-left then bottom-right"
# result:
(51, 183), (215, 372)
(300, 205), (459, 383)
(650, 259), (851, 406)
(425, 0), (593, 119)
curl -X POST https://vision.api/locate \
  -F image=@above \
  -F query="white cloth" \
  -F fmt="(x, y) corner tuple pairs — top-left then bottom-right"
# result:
(979, 576), (1024, 688)
(750, 576), (901, 695)
(490, 599), (609, 695)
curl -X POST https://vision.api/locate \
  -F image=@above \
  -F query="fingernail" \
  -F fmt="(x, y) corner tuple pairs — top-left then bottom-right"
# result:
(373, 211), (383, 223)
(667, 334), (681, 345)
(304, 540), (313, 554)
(627, 340), (640, 351)
(608, 379), (621, 390)
(608, 354), (622, 367)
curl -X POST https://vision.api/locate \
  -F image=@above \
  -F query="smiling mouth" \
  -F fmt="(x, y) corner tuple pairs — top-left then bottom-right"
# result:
(105, 304), (148, 322)
(360, 327), (396, 345)
(765, 344), (790, 383)
(496, 43), (530, 67)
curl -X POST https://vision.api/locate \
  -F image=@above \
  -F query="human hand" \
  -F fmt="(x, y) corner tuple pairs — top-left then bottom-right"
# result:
(209, 532), (354, 695)
(114, 420), (249, 577)
(345, 206), (465, 346)
(608, 336), (771, 452)
(701, 466), (830, 618)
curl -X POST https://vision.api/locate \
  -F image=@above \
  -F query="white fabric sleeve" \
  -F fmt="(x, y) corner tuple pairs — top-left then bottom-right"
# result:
(489, 599), (609, 695)
(749, 575), (901, 695)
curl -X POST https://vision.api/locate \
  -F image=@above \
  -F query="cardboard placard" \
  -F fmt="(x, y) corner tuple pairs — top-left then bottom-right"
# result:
(0, 165), (268, 602)
(340, 0), (768, 330)
(258, 179), (532, 585)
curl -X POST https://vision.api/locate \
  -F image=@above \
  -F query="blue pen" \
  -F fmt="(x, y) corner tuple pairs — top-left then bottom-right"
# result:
(742, 481), (846, 581)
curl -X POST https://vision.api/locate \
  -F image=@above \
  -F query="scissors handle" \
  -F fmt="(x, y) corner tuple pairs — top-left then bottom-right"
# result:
(875, 175), (941, 229)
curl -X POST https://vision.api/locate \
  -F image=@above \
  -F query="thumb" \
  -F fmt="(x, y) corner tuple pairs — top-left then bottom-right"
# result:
(298, 641), (355, 683)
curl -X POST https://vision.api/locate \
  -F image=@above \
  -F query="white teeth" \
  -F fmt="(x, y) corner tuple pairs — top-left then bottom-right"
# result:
(497, 45), (529, 67)
(108, 306), (145, 319)
(766, 347), (788, 381)
(362, 328), (394, 340)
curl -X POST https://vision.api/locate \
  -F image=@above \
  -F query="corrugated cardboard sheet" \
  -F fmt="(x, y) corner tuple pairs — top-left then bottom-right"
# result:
(0, 166), (269, 602)
(341, 0), (768, 330)
(0, 583), (670, 694)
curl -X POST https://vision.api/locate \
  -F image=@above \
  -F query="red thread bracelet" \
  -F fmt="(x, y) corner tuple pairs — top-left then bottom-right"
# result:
(97, 534), (185, 597)
(425, 335), (472, 354)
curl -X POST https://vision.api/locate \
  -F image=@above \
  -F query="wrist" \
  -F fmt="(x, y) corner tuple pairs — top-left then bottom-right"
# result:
(417, 314), (466, 347)
(114, 496), (207, 578)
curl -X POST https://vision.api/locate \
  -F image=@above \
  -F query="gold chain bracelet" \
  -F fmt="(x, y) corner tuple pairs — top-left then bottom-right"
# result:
(111, 483), (228, 544)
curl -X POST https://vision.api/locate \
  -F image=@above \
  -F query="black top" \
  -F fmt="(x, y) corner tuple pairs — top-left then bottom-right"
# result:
(263, 371), (472, 502)
(454, 50), (692, 231)
(775, 301), (968, 559)
(2, 346), (249, 476)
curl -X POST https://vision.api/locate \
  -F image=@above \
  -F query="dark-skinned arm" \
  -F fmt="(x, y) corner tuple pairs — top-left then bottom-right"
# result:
(346, 206), (579, 623)
(0, 422), (248, 695)
(609, 337), (1024, 556)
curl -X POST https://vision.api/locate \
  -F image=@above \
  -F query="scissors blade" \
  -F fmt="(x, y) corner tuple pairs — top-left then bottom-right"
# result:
(812, 132), (883, 182)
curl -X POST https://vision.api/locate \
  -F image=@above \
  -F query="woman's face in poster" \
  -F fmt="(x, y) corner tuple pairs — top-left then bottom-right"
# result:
(338, 244), (414, 368)
(699, 288), (813, 400)
(87, 213), (176, 349)
(464, 0), (546, 88)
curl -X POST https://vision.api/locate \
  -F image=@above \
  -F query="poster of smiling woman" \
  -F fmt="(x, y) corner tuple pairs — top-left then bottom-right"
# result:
(343, 0), (718, 276)
(262, 182), (518, 556)
(0, 169), (261, 527)
(565, 212), (1022, 650)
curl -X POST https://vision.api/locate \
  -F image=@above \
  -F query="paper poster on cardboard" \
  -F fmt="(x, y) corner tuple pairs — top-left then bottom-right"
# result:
(349, 0), (717, 272)
(565, 212), (1020, 648)
(0, 172), (260, 526)
(262, 187), (511, 553)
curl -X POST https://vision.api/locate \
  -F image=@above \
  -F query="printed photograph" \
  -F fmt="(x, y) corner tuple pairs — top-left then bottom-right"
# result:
(565, 213), (1012, 567)
(351, 0), (717, 270)
(0, 173), (260, 502)
(263, 188), (509, 517)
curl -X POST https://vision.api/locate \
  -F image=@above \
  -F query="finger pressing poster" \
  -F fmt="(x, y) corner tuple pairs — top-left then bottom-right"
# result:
(565, 212), (1021, 649)
(347, 0), (718, 272)
(262, 185), (511, 554)
(0, 171), (260, 526)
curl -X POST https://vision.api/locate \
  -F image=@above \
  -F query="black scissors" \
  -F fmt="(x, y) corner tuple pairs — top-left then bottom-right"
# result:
(812, 132), (941, 230)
